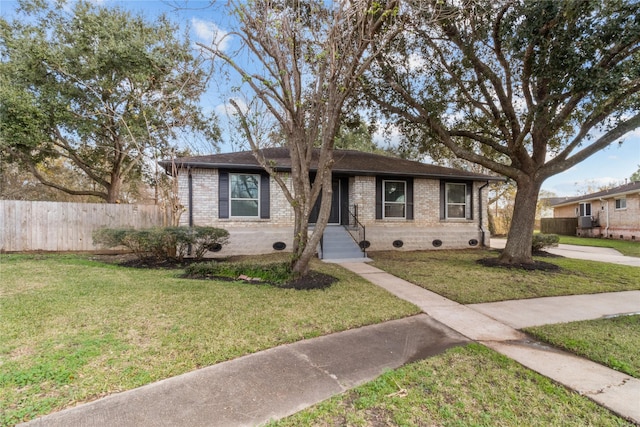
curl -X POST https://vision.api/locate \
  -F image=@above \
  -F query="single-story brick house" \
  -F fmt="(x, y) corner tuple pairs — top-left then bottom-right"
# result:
(161, 148), (501, 258)
(551, 181), (640, 240)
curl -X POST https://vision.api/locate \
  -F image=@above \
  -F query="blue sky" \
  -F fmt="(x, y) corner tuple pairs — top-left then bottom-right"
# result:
(2, 0), (638, 197)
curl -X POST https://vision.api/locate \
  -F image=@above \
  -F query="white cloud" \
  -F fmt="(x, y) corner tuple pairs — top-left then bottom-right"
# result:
(215, 98), (248, 117)
(407, 53), (427, 70)
(192, 18), (231, 52)
(543, 176), (625, 196)
(628, 127), (640, 138)
(372, 122), (402, 148)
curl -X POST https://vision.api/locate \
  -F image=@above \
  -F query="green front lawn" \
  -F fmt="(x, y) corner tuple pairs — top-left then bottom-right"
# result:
(271, 344), (632, 426)
(272, 249), (639, 426)
(370, 249), (640, 304)
(525, 314), (640, 378)
(0, 254), (419, 425)
(559, 236), (640, 257)
(3, 250), (637, 426)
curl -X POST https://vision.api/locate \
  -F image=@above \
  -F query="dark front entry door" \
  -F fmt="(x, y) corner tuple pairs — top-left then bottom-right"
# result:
(310, 179), (341, 224)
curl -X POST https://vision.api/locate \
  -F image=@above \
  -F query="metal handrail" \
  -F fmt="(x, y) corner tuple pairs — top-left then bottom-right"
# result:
(345, 204), (367, 257)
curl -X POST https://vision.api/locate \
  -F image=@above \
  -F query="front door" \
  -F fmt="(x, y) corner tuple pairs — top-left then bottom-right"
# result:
(310, 179), (342, 224)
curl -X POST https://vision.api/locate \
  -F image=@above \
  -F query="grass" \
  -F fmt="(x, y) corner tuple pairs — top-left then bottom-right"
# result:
(525, 314), (640, 379)
(559, 235), (640, 257)
(3, 250), (637, 426)
(370, 249), (640, 304)
(270, 343), (632, 427)
(0, 253), (419, 426)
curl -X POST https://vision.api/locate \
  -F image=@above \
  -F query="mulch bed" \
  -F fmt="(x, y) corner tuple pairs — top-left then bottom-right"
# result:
(181, 270), (337, 290)
(91, 254), (337, 290)
(278, 271), (337, 290)
(477, 255), (561, 272)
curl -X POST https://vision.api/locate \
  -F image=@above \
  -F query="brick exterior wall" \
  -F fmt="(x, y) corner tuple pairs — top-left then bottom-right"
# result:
(347, 176), (488, 250)
(177, 168), (491, 255)
(553, 194), (640, 240)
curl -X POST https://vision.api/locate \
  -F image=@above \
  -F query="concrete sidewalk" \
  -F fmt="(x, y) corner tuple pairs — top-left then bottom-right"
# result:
(21, 262), (640, 426)
(490, 238), (640, 267)
(470, 290), (640, 329)
(340, 262), (640, 424)
(21, 315), (469, 427)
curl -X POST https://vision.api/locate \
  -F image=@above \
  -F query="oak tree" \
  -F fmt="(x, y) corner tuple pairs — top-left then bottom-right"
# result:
(0, 0), (219, 203)
(367, 0), (640, 264)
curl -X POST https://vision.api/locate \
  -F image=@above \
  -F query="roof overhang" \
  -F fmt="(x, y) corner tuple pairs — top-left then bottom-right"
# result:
(552, 188), (640, 207)
(159, 148), (505, 183)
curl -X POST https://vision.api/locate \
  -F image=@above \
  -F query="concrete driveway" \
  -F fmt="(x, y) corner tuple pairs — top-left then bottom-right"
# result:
(490, 238), (640, 267)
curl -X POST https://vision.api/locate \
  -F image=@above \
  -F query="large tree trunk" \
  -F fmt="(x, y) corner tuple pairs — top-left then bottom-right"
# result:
(106, 174), (122, 203)
(291, 170), (333, 278)
(498, 177), (542, 265)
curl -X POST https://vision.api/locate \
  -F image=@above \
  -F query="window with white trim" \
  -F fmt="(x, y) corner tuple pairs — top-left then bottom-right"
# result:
(230, 173), (260, 217)
(383, 180), (406, 218)
(579, 202), (592, 216)
(615, 198), (626, 209)
(445, 182), (467, 219)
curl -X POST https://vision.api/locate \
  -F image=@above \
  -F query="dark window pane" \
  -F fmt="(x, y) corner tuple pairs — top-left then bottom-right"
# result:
(446, 183), (466, 204)
(231, 200), (259, 217)
(385, 204), (405, 218)
(231, 174), (259, 199)
(384, 181), (405, 203)
(447, 204), (465, 218)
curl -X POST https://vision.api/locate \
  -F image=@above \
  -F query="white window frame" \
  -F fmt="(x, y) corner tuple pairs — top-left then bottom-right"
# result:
(579, 202), (592, 217)
(445, 182), (467, 219)
(383, 180), (406, 219)
(615, 198), (626, 210)
(229, 173), (260, 218)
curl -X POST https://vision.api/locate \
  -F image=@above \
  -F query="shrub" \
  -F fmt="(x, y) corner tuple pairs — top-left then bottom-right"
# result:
(161, 227), (192, 260)
(532, 233), (560, 252)
(184, 261), (293, 285)
(92, 228), (132, 249)
(122, 229), (155, 258)
(191, 227), (230, 259)
(93, 226), (229, 261)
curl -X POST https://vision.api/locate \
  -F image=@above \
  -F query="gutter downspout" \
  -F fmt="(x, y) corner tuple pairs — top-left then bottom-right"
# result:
(478, 181), (490, 247)
(188, 167), (193, 255)
(599, 197), (609, 238)
(188, 166), (193, 228)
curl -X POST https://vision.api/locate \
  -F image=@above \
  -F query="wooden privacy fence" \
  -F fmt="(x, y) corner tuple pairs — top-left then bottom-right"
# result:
(0, 200), (163, 252)
(540, 217), (578, 236)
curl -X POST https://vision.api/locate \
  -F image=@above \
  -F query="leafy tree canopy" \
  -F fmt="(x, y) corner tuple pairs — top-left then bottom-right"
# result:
(0, 0), (220, 202)
(367, 0), (640, 264)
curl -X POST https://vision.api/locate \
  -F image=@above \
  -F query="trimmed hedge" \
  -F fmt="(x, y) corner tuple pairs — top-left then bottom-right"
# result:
(93, 226), (229, 261)
(532, 233), (560, 251)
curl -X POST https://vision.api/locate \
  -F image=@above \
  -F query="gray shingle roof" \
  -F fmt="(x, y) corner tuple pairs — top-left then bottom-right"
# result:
(551, 181), (640, 206)
(161, 148), (502, 181)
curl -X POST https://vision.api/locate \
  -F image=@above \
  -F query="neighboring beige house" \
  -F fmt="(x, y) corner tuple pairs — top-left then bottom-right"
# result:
(161, 148), (501, 258)
(538, 197), (570, 219)
(552, 181), (640, 240)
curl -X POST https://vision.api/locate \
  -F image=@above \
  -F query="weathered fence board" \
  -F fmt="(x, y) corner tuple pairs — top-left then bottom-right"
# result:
(541, 217), (578, 236)
(0, 200), (163, 252)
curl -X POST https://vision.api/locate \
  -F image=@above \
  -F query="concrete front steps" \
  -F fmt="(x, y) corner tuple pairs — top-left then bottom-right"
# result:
(319, 226), (368, 262)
